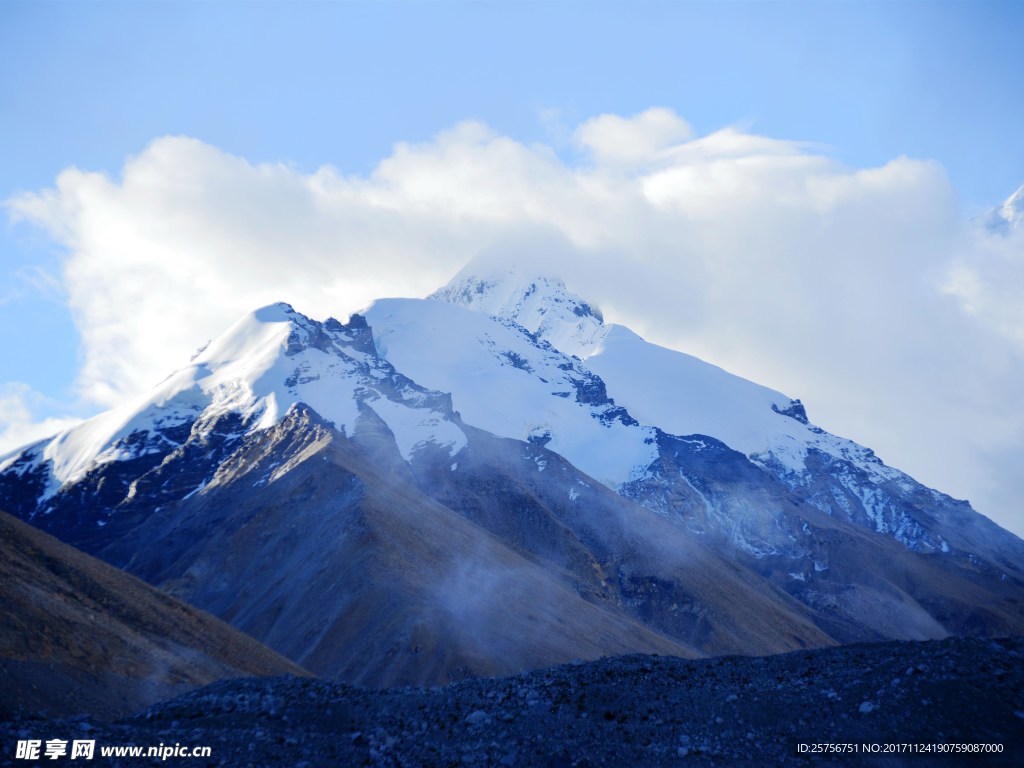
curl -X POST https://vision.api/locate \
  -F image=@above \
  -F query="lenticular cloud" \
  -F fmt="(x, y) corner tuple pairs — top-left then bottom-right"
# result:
(8, 108), (1024, 537)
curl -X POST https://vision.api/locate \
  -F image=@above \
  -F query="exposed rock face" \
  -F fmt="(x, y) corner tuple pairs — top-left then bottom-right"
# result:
(0, 511), (306, 720)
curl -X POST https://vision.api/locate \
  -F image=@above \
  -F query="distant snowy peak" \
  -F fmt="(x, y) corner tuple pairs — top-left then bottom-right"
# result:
(982, 184), (1024, 234)
(429, 267), (608, 357)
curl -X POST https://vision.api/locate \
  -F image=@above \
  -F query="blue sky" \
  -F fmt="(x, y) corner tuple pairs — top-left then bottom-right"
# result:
(5, 2), (1023, 195)
(2, 1), (1024, 534)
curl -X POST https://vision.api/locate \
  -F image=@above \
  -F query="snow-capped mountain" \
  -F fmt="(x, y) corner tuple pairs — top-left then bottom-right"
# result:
(2, 266), (1023, 683)
(0, 303), (465, 547)
(425, 266), (1021, 569)
(981, 184), (1024, 234)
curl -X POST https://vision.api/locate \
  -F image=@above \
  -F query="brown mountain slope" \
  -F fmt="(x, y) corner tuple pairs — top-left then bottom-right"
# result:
(105, 406), (837, 687)
(112, 407), (695, 686)
(0, 510), (307, 719)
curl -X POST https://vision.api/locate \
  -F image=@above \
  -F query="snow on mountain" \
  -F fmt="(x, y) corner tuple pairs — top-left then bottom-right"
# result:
(432, 265), (881, 478)
(364, 297), (656, 488)
(426, 264), (1022, 560)
(429, 266), (609, 356)
(2, 303), (466, 510)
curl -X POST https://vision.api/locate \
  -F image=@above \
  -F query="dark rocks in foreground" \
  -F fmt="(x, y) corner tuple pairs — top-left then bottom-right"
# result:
(3, 636), (1022, 767)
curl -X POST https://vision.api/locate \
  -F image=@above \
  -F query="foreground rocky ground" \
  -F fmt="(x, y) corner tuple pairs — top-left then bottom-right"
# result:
(3, 636), (1022, 767)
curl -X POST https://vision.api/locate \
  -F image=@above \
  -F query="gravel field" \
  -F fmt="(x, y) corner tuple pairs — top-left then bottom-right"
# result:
(3, 635), (1021, 767)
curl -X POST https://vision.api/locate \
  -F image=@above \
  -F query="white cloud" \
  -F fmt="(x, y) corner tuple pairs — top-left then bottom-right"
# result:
(942, 222), (1024, 349)
(574, 107), (694, 167)
(7, 111), (1024, 538)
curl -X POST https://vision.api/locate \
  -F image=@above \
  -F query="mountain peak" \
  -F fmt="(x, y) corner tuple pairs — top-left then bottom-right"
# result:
(1001, 184), (1024, 220)
(982, 183), (1024, 234)
(429, 264), (606, 357)
(254, 301), (298, 319)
